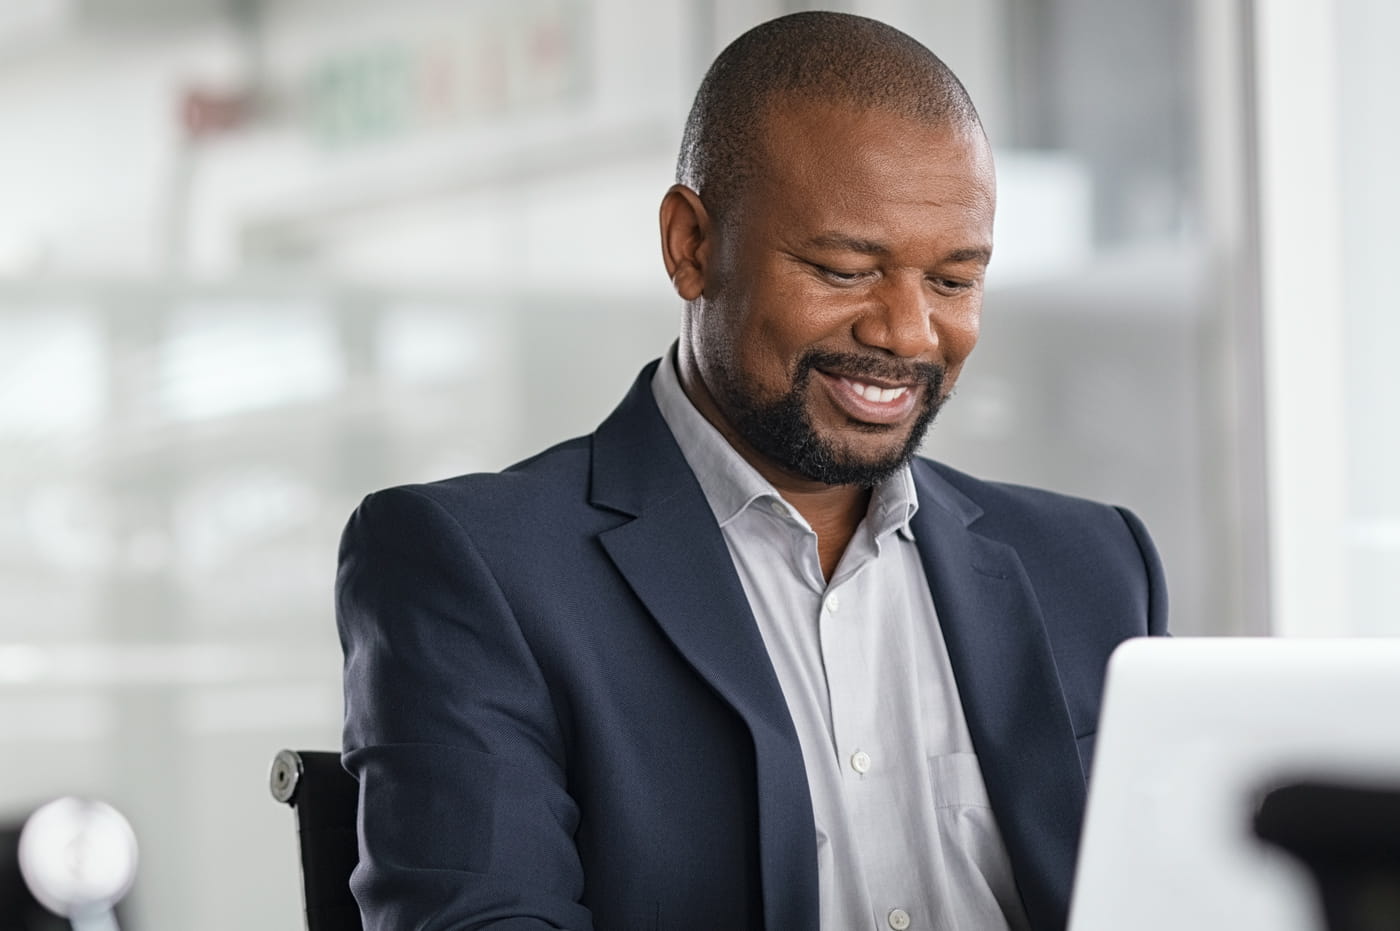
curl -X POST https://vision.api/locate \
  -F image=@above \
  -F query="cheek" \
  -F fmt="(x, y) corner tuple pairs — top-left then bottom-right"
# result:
(715, 257), (856, 388)
(933, 316), (981, 395)
(742, 281), (833, 363)
(943, 306), (982, 363)
(701, 298), (795, 394)
(740, 323), (801, 389)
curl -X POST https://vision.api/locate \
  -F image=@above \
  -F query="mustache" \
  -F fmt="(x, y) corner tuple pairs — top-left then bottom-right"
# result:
(795, 349), (944, 391)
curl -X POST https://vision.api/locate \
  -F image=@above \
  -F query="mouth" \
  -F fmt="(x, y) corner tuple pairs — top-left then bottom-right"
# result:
(816, 370), (922, 425)
(835, 375), (912, 403)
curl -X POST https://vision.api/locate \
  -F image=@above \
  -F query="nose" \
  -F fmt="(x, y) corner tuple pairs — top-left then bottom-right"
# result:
(852, 273), (939, 359)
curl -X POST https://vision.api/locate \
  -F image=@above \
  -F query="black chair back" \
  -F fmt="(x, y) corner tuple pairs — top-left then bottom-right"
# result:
(270, 749), (363, 931)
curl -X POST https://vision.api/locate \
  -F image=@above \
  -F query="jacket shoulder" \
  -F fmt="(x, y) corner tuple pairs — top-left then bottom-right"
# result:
(916, 456), (1167, 633)
(363, 435), (594, 523)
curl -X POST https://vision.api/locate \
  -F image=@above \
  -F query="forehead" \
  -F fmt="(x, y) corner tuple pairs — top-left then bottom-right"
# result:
(746, 99), (996, 228)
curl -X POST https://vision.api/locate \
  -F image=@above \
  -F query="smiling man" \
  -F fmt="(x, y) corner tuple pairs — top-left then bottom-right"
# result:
(337, 12), (1167, 931)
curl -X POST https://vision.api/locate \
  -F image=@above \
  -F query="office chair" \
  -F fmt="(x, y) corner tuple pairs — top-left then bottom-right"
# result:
(269, 749), (363, 931)
(1255, 780), (1400, 931)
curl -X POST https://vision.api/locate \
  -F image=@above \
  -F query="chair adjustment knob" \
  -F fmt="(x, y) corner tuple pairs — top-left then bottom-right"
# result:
(269, 749), (305, 805)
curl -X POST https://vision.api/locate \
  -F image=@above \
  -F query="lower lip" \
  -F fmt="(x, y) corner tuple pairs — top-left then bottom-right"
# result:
(816, 371), (920, 425)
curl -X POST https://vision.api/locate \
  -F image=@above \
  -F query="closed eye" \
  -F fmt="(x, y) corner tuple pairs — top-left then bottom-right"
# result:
(814, 264), (872, 285)
(931, 276), (978, 294)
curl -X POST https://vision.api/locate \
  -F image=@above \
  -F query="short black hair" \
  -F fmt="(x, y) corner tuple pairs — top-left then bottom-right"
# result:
(677, 11), (982, 223)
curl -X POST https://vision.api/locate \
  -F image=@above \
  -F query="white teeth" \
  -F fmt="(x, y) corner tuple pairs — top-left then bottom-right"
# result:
(848, 380), (908, 403)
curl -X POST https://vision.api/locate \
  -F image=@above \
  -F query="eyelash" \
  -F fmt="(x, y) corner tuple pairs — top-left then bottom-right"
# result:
(816, 264), (973, 294)
(820, 266), (866, 284)
(934, 278), (973, 293)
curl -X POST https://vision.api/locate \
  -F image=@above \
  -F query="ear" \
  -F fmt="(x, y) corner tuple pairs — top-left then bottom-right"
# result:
(659, 184), (711, 301)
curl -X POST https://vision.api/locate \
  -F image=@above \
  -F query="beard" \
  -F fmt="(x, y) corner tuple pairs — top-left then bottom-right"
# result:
(719, 348), (946, 488)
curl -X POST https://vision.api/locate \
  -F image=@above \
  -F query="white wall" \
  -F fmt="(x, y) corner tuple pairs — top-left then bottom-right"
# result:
(1337, 0), (1400, 635)
(1253, 0), (1400, 636)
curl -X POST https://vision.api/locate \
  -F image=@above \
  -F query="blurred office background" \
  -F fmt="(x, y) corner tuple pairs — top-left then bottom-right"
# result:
(0, 0), (1394, 927)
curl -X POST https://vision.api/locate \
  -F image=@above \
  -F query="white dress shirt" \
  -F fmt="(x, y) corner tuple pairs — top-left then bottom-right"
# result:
(652, 351), (1029, 931)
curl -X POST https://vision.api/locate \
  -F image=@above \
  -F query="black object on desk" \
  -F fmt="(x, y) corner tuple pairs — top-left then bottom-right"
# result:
(1255, 781), (1400, 931)
(0, 819), (66, 931)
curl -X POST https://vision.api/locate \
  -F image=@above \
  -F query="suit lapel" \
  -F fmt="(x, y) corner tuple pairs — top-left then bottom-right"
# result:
(590, 363), (819, 931)
(910, 464), (1085, 931)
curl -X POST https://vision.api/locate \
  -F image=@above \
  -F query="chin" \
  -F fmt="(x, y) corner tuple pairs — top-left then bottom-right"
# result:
(793, 431), (918, 488)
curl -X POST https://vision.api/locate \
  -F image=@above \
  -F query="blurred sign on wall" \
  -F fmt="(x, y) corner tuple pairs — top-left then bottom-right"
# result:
(301, 0), (588, 147)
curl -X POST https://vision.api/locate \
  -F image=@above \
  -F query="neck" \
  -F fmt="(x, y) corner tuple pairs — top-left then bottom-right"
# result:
(780, 483), (871, 581)
(676, 346), (872, 581)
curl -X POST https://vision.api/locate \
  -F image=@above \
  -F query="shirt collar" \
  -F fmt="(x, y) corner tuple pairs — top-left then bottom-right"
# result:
(650, 345), (917, 540)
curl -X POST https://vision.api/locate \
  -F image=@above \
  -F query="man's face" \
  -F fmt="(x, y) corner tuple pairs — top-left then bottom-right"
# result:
(680, 100), (996, 487)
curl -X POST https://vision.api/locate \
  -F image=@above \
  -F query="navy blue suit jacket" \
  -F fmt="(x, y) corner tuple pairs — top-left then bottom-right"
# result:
(337, 361), (1167, 931)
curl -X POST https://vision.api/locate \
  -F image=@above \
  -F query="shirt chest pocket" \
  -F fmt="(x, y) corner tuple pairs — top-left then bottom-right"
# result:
(930, 751), (995, 811)
(928, 752), (1004, 870)
(928, 752), (1031, 929)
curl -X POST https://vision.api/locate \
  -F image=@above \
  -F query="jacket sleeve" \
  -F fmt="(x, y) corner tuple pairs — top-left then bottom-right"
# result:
(336, 486), (592, 931)
(1112, 505), (1169, 637)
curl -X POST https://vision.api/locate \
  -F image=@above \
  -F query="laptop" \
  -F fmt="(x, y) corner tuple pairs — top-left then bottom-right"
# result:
(1067, 637), (1400, 931)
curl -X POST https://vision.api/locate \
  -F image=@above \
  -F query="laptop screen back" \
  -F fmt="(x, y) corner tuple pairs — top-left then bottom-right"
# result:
(1067, 637), (1400, 931)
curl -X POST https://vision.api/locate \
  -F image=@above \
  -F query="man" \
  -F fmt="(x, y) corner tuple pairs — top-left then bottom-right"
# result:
(337, 11), (1166, 931)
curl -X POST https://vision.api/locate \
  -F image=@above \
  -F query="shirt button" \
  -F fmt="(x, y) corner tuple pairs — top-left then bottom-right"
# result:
(768, 500), (788, 518)
(888, 908), (911, 930)
(850, 750), (872, 774)
(823, 593), (840, 613)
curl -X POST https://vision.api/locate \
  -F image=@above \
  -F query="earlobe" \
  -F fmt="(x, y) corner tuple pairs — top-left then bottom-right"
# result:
(659, 184), (710, 301)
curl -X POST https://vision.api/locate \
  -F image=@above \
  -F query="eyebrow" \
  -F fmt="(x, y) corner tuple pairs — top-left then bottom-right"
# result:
(802, 234), (992, 266)
(944, 246), (993, 266)
(803, 233), (891, 256)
